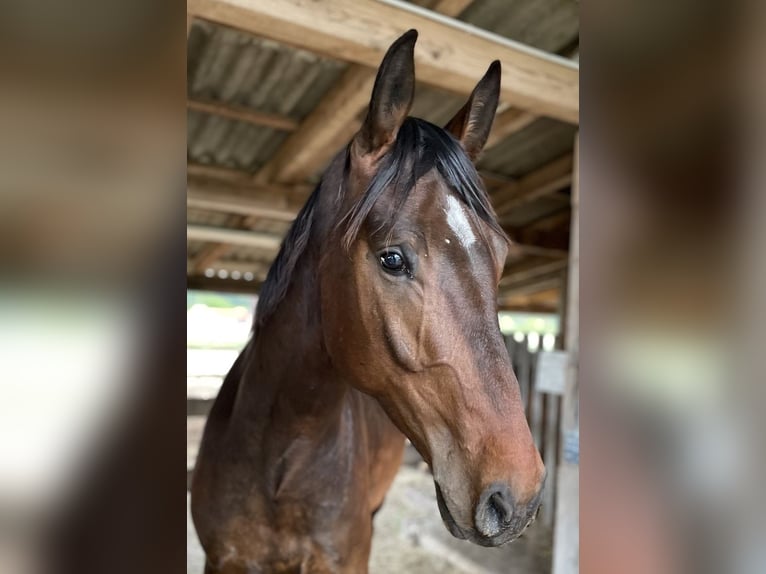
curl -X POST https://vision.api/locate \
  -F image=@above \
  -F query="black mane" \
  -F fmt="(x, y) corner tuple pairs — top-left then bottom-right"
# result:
(254, 117), (505, 330)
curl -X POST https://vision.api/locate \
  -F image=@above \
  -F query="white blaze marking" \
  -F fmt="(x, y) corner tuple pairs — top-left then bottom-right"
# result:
(444, 195), (476, 249)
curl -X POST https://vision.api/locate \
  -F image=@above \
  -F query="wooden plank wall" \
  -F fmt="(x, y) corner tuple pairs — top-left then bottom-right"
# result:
(504, 333), (562, 531)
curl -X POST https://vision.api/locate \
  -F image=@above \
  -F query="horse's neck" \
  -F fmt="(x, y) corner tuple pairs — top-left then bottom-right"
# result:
(232, 255), (348, 444)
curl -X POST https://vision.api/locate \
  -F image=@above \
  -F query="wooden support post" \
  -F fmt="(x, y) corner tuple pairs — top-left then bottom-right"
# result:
(552, 132), (579, 574)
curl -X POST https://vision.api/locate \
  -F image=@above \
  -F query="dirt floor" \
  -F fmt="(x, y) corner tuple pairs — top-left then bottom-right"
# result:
(187, 414), (552, 574)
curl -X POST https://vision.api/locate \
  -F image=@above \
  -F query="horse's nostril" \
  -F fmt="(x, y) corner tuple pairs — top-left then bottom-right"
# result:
(489, 492), (513, 526)
(475, 483), (514, 538)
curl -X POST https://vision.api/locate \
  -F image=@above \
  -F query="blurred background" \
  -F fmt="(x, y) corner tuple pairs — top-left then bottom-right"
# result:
(0, 0), (764, 573)
(581, 0), (766, 573)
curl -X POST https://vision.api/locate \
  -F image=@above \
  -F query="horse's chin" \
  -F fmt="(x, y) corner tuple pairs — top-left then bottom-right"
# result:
(434, 482), (468, 540)
(434, 482), (519, 548)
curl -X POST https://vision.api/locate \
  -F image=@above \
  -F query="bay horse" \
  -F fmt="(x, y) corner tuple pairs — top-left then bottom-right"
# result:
(191, 29), (545, 574)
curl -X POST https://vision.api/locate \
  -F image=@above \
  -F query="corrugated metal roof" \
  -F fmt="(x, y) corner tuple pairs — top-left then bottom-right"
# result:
(188, 112), (288, 172)
(188, 21), (347, 171)
(460, 0), (579, 54)
(408, 0), (579, 54)
(188, 22), (347, 117)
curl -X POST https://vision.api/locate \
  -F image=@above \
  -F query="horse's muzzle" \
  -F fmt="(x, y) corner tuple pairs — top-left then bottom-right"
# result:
(435, 481), (544, 547)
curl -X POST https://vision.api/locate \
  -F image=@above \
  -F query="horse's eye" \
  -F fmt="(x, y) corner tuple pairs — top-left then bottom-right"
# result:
(379, 251), (406, 273)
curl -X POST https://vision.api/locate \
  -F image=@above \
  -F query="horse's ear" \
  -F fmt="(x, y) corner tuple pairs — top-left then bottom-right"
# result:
(444, 60), (501, 162)
(353, 29), (417, 160)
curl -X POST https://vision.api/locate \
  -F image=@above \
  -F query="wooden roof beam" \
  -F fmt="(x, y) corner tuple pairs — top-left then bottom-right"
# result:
(500, 258), (568, 287)
(510, 243), (568, 260)
(187, 225), (283, 251)
(188, 162), (257, 185)
(519, 208), (571, 233)
(187, 184), (300, 221)
(499, 273), (563, 298)
(187, 0), (578, 123)
(485, 107), (538, 149)
(254, 69), (531, 184)
(188, 162), (311, 199)
(190, 243), (233, 274)
(497, 288), (561, 312)
(493, 153), (573, 218)
(255, 66), (375, 184)
(507, 218), (571, 258)
(497, 301), (559, 314)
(187, 99), (300, 131)
(252, 0), (486, 184)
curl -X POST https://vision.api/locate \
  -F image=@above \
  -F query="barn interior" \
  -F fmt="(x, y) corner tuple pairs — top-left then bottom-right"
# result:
(187, 0), (578, 314)
(186, 1), (579, 572)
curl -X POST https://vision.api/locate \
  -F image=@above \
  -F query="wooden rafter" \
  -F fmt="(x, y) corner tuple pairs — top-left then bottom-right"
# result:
(520, 208), (571, 233)
(255, 66), (376, 184)
(187, 225), (283, 250)
(190, 243), (233, 274)
(508, 217), (571, 258)
(493, 153), (573, 217)
(187, 0), (578, 123)
(253, 0), (482, 184)
(485, 108), (538, 149)
(497, 288), (560, 312)
(510, 243), (568, 260)
(499, 273), (562, 298)
(188, 163), (311, 198)
(187, 184), (300, 221)
(497, 301), (559, 314)
(187, 99), (300, 131)
(188, 162), (256, 185)
(500, 258), (568, 287)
